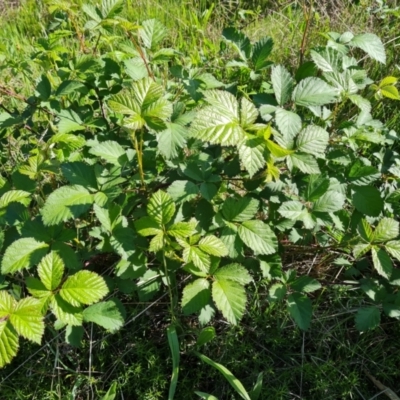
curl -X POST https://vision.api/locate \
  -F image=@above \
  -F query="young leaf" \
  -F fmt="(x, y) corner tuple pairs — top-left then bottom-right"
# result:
(196, 326), (216, 347)
(60, 270), (109, 306)
(292, 77), (338, 106)
(287, 293), (312, 330)
(182, 278), (211, 315)
(37, 251), (65, 291)
(371, 247), (393, 279)
(355, 307), (381, 331)
(238, 220), (278, 255)
(214, 264), (252, 285)
(358, 219), (374, 242)
(9, 297), (44, 344)
(1, 238), (49, 275)
(222, 197), (259, 222)
(352, 186), (383, 217)
(147, 191), (175, 226)
(83, 299), (125, 332)
(184, 247), (211, 273)
(41, 185), (93, 225)
(212, 279), (247, 325)
(0, 190), (31, 209)
(198, 236), (228, 257)
(271, 65), (294, 105)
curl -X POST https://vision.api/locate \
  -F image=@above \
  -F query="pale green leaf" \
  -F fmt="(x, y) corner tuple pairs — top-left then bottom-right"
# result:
(10, 297), (44, 344)
(278, 201), (305, 220)
(373, 218), (399, 242)
(139, 18), (167, 49)
(358, 219), (374, 242)
(0, 322), (19, 368)
(148, 190), (175, 225)
(184, 247), (211, 273)
(168, 221), (197, 239)
(288, 153), (320, 174)
(371, 247), (392, 279)
(350, 33), (386, 64)
(292, 77), (338, 106)
(83, 299), (125, 332)
(1, 238), (49, 274)
(167, 180), (199, 203)
(238, 220), (277, 255)
(0, 190), (31, 209)
(238, 137), (265, 178)
(51, 295), (83, 326)
(89, 140), (127, 166)
(60, 271), (108, 306)
(310, 47), (341, 72)
(240, 97), (258, 128)
(149, 231), (164, 252)
(385, 241), (400, 262)
(198, 235), (228, 257)
(37, 251), (65, 291)
(158, 122), (187, 159)
(181, 278), (211, 315)
(41, 185), (93, 225)
(296, 125), (329, 156)
(271, 65), (294, 105)
(274, 108), (302, 139)
(214, 264), (252, 285)
(212, 279), (247, 325)
(135, 216), (161, 236)
(222, 196), (259, 222)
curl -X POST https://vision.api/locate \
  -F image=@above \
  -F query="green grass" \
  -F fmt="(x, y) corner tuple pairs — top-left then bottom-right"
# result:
(1, 1), (400, 399)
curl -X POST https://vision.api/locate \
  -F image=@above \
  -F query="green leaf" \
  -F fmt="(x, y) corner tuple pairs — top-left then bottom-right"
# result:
(139, 18), (167, 49)
(278, 201), (305, 220)
(190, 90), (246, 146)
(222, 196), (259, 222)
(373, 218), (399, 242)
(89, 141), (128, 166)
(292, 77), (338, 106)
(290, 276), (321, 293)
(348, 160), (380, 186)
(55, 80), (87, 96)
(214, 264), (252, 285)
(168, 221), (196, 239)
(240, 97), (258, 128)
(195, 392), (218, 400)
(0, 322), (19, 368)
(195, 352), (251, 400)
(9, 297), (44, 344)
(149, 231), (164, 252)
(275, 108), (302, 139)
(1, 238), (49, 274)
(158, 122), (187, 159)
(249, 372), (264, 400)
(238, 220), (277, 255)
(268, 283), (287, 302)
(184, 247), (210, 273)
(61, 162), (97, 190)
(220, 226), (243, 259)
(352, 186), (383, 217)
(37, 251), (65, 291)
(135, 216), (161, 236)
(182, 278), (211, 315)
(212, 279), (246, 325)
(222, 27), (251, 61)
(200, 182), (218, 202)
(288, 153), (320, 174)
(385, 241), (400, 262)
(196, 326), (216, 347)
(310, 47), (341, 73)
(167, 180), (199, 204)
(57, 109), (85, 134)
(148, 190), (175, 225)
(51, 294), (83, 326)
(167, 324), (180, 400)
(350, 33), (386, 64)
(198, 235), (228, 257)
(251, 36), (273, 71)
(83, 299), (125, 332)
(238, 137), (265, 178)
(60, 271), (108, 306)
(358, 219), (374, 242)
(296, 125), (329, 156)
(65, 325), (83, 348)
(35, 74), (51, 100)
(355, 307), (381, 331)
(371, 247), (392, 279)
(41, 185), (93, 225)
(287, 293), (312, 330)
(0, 190), (31, 209)
(313, 191), (345, 213)
(271, 65), (294, 105)
(101, 382), (118, 400)
(305, 175), (330, 201)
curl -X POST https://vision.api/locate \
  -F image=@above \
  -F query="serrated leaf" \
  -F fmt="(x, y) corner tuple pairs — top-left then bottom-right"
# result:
(200, 182), (218, 202)
(222, 196), (259, 222)
(198, 235), (228, 257)
(220, 226), (243, 259)
(214, 264), (252, 285)
(55, 80), (87, 96)
(182, 278), (211, 315)
(305, 175), (330, 201)
(292, 77), (338, 106)
(35, 74), (51, 100)
(288, 153), (320, 174)
(268, 283), (287, 302)
(57, 109), (85, 134)
(135, 216), (161, 236)
(37, 252), (65, 291)
(212, 279), (246, 325)
(61, 162), (97, 190)
(348, 94), (372, 113)
(41, 185), (93, 225)
(240, 97), (258, 128)
(158, 122), (187, 159)
(350, 33), (386, 64)
(353, 243), (372, 259)
(83, 299), (125, 332)
(1, 238), (49, 274)
(380, 85), (400, 100)
(385, 241), (400, 262)
(358, 219), (374, 242)
(89, 141), (128, 166)
(296, 125), (329, 156)
(274, 108), (302, 139)
(313, 191), (345, 212)
(60, 271), (108, 306)
(0, 190), (31, 209)
(238, 220), (277, 255)
(167, 180), (199, 203)
(238, 137), (265, 178)
(287, 293), (312, 330)
(371, 247), (392, 279)
(278, 201), (305, 220)
(10, 297), (44, 344)
(310, 47), (341, 72)
(168, 221), (197, 239)
(251, 36), (273, 71)
(184, 247), (210, 273)
(373, 218), (399, 242)
(290, 276), (321, 293)
(271, 65), (294, 105)
(190, 90), (246, 146)
(149, 231), (164, 252)
(222, 27), (251, 61)
(352, 186), (383, 217)
(148, 190), (175, 225)
(355, 307), (380, 331)
(139, 18), (167, 49)
(51, 294), (83, 326)
(0, 322), (19, 368)
(348, 160), (380, 186)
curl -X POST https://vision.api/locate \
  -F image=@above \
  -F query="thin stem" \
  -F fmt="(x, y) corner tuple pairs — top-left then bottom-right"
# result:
(131, 131), (145, 187)
(162, 245), (176, 322)
(299, 0), (314, 67)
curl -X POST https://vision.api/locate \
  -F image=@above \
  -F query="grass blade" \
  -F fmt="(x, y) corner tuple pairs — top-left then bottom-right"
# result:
(167, 324), (180, 400)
